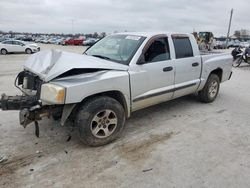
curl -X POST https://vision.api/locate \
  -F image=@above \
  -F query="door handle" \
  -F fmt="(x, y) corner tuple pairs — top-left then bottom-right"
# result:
(192, 62), (199, 67)
(163, 66), (173, 72)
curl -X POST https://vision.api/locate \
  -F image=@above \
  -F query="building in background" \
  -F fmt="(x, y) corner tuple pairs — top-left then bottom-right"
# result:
(234, 29), (250, 40)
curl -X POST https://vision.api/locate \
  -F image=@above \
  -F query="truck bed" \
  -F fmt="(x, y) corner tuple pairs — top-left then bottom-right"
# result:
(200, 50), (229, 55)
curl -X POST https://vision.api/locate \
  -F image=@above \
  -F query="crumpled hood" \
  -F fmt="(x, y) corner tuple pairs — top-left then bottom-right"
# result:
(24, 49), (128, 82)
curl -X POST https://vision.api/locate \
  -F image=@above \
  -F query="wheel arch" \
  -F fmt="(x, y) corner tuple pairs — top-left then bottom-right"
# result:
(79, 90), (130, 118)
(210, 68), (223, 82)
(25, 48), (32, 52)
(1, 48), (8, 53)
(60, 90), (130, 126)
(198, 67), (223, 92)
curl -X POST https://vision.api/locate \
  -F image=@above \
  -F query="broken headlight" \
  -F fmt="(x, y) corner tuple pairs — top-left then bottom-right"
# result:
(40, 83), (65, 104)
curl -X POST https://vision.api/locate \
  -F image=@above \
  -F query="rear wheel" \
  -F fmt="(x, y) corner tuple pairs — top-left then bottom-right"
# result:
(75, 96), (125, 146)
(25, 48), (32, 54)
(198, 74), (220, 103)
(1, 49), (7, 55)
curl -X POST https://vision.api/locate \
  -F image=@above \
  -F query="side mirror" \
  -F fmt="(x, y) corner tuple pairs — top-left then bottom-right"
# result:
(137, 54), (146, 65)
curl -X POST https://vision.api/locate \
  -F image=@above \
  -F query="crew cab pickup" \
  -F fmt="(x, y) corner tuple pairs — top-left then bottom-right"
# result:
(0, 32), (233, 146)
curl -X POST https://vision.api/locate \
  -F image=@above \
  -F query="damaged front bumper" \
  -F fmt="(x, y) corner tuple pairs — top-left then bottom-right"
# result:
(0, 70), (48, 127)
(0, 70), (76, 137)
(0, 94), (38, 111)
(0, 93), (74, 129)
(0, 93), (52, 127)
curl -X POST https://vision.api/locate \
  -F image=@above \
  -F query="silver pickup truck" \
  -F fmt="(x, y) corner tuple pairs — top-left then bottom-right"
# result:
(0, 32), (232, 146)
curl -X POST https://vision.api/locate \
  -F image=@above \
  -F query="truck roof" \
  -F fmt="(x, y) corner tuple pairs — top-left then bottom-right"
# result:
(114, 31), (192, 38)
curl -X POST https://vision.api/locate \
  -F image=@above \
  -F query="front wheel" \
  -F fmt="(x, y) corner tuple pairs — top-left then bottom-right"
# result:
(75, 96), (125, 146)
(233, 57), (242, 67)
(198, 74), (220, 103)
(25, 48), (32, 54)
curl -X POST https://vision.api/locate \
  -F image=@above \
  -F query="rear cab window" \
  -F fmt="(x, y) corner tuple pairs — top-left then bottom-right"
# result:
(172, 35), (194, 59)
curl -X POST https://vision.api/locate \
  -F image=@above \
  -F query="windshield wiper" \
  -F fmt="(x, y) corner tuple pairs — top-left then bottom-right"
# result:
(91, 54), (111, 60)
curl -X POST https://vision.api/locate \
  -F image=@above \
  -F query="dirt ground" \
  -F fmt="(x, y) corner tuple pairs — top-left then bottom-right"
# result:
(0, 44), (250, 188)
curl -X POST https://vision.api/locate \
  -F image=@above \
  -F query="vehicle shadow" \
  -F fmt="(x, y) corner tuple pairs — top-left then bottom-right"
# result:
(29, 94), (200, 149)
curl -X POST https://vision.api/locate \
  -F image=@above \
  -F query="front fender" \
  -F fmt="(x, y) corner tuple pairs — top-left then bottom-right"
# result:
(51, 70), (131, 117)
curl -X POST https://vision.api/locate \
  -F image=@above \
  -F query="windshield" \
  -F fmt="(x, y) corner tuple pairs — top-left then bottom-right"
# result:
(85, 34), (146, 65)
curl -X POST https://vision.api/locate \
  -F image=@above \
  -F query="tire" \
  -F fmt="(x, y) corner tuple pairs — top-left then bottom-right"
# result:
(1, 49), (7, 55)
(75, 96), (125, 146)
(198, 74), (220, 103)
(25, 48), (32, 54)
(233, 58), (242, 67)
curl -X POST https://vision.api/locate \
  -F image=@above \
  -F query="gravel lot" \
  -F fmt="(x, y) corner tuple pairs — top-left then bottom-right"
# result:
(0, 44), (250, 188)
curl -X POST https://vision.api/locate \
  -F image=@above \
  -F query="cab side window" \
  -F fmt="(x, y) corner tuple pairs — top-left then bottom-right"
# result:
(144, 37), (170, 63)
(172, 37), (193, 59)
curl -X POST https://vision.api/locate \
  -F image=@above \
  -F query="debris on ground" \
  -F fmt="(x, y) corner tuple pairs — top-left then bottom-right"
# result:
(142, 168), (153, 172)
(66, 135), (72, 142)
(0, 155), (8, 163)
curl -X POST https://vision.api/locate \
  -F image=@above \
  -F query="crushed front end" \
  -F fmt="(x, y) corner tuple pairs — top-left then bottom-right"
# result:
(0, 71), (63, 128)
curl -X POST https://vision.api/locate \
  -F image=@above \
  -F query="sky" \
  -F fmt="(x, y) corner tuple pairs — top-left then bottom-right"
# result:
(0, 0), (249, 36)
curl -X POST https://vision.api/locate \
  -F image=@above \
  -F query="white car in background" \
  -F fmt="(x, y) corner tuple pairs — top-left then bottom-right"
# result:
(240, 42), (250, 48)
(0, 40), (40, 55)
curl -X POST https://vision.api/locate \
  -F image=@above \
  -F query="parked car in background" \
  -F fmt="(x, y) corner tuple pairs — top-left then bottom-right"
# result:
(228, 40), (241, 48)
(240, 42), (250, 48)
(214, 41), (226, 49)
(54, 38), (65, 45)
(15, 37), (33, 42)
(83, 38), (99, 46)
(0, 40), (40, 55)
(40, 38), (50, 44)
(0, 37), (7, 42)
(64, 38), (83, 45)
(47, 38), (60, 44)
(35, 37), (43, 43)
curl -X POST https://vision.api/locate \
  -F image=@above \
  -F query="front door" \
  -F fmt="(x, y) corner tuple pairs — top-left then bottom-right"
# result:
(12, 41), (25, 52)
(130, 35), (175, 111)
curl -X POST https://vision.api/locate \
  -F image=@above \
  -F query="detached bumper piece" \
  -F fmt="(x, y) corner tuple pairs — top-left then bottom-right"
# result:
(0, 94), (42, 127)
(0, 94), (37, 110)
(0, 94), (63, 138)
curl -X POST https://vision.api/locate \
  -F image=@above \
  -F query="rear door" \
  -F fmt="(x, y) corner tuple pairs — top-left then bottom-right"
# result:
(130, 35), (175, 111)
(2, 41), (15, 52)
(171, 35), (202, 98)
